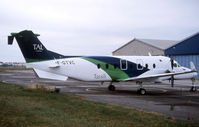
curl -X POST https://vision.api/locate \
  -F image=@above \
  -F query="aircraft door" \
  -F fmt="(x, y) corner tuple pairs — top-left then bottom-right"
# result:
(136, 59), (143, 70)
(120, 59), (127, 70)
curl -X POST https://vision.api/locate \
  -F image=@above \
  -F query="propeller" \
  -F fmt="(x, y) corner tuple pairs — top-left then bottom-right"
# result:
(170, 56), (174, 87)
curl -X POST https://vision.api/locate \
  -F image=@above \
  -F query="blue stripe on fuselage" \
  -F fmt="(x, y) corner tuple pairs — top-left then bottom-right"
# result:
(85, 56), (149, 77)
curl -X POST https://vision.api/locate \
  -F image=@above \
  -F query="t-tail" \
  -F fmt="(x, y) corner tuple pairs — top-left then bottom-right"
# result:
(8, 30), (64, 63)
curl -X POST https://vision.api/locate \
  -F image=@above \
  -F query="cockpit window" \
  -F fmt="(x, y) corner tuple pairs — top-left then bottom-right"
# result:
(173, 63), (177, 67)
(173, 62), (181, 68)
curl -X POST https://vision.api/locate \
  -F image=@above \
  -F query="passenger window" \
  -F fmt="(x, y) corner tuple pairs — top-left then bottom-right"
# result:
(138, 64), (142, 69)
(145, 64), (148, 69)
(153, 64), (156, 68)
(97, 64), (100, 69)
(120, 59), (127, 70)
(106, 64), (109, 69)
(173, 63), (177, 67)
(122, 62), (126, 69)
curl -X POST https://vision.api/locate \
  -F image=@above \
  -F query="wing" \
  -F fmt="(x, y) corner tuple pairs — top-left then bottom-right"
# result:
(122, 70), (197, 82)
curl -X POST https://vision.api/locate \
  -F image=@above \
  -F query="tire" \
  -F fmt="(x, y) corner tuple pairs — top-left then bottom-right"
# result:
(140, 88), (146, 95)
(190, 86), (197, 92)
(137, 89), (141, 94)
(108, 85), (115, 91)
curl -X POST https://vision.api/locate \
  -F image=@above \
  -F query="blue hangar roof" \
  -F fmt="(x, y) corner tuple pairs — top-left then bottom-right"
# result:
(165, 32), (199, 56)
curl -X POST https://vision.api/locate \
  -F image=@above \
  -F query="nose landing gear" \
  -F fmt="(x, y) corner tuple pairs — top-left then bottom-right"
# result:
(190, 78), (197, 92)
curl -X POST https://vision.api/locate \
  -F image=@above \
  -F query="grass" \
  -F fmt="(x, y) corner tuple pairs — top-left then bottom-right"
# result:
(0, 82), (198, 127)
(0, 67), (29, 72)
(0, 68), (6, 72)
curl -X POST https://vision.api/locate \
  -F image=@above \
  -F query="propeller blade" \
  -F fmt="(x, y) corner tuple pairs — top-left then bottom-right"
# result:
(170, 56), (174, 87)
(170, 56), (174, 70)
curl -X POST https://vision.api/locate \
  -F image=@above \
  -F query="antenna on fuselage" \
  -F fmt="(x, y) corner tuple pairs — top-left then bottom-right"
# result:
(148, 52), (152, 56)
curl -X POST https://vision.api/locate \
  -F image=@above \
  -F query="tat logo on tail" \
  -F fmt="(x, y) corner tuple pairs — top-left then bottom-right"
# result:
(33, 44), (43, 52)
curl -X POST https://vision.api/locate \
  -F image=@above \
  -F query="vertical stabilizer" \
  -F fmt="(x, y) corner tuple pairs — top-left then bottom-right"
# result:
(8, 30), (63, 63)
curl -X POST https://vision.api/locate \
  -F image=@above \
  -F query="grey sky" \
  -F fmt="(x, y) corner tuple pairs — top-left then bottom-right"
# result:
(0, 0), (199, 62)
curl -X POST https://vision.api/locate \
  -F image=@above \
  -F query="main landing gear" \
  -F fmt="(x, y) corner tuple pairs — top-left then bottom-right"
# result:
(107, 81), (146, 95)
(136, 81), (146, 95)
(108, 82), (115, 91)
(137, 88), (146, 95)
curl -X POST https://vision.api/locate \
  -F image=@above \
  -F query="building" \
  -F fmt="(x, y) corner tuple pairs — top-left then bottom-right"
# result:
(112, 38), (177, 56)
(165, 32), (199, 79)
(0, 62), (3, 66)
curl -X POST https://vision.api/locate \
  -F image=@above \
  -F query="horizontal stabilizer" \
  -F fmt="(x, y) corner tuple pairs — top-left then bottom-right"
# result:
(8, 36), (14, 45)
(33, 69), (68, 81)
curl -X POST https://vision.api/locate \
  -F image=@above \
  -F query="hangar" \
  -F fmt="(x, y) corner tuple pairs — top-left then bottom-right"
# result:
(112, 38), (177, 56)
(165, 32), (199, 79)
(112, 33), (199, 79)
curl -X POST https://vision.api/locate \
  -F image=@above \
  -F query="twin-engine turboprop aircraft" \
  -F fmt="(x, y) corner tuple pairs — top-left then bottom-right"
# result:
(8, 30), (197, 95)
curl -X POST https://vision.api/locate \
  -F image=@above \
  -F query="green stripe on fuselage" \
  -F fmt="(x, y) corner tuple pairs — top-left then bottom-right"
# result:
(82, 57), (129, 81)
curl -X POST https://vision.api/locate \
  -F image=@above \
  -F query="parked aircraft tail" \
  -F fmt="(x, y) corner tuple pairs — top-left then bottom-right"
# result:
(8, 30), (64, 63)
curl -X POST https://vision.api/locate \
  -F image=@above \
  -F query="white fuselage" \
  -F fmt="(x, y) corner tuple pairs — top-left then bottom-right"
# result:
(26, 56), (197, 82)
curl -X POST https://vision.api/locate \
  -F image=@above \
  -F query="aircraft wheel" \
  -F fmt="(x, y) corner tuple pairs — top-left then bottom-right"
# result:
(137, 89), (140, 94)
(190, 86), (197, 92)
(137, 88), (146, 95)
(108, 85), (115, 91)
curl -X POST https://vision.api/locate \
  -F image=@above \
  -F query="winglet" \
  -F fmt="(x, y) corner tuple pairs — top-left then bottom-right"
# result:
(190, 61), (197, 72)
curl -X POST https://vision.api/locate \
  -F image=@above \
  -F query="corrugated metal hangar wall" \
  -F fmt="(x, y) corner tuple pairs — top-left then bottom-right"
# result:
(112, 38), (177, 56)
(165, 33), (199, 79)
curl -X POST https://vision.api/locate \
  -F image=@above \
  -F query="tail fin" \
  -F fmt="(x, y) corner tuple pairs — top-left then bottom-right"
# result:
(8, 30), (64, 63)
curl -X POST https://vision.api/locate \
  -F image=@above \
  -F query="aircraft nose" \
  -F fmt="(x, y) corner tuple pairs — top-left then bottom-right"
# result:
(183, 67), (198, 78)
(193, 72), (198, 77)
